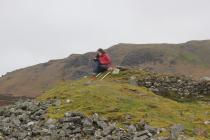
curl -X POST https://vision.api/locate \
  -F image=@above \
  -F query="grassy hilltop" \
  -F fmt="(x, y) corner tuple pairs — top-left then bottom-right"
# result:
(39, 70), (210, 139)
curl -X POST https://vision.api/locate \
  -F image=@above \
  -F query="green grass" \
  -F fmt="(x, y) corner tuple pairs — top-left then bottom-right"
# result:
(38, 73), (210, 139)
(179, 52), (204, 66)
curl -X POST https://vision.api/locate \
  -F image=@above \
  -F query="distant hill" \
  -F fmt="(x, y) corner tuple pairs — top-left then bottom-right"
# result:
(0, 40), (210, 97)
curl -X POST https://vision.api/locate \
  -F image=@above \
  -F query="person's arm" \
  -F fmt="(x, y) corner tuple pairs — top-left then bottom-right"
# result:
(93, 54), (99, 61)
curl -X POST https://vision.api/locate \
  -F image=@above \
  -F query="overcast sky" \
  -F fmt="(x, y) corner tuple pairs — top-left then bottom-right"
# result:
(0, 0), (210, 75)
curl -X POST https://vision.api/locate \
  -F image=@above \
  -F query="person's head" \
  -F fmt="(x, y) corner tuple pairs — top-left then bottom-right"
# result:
(97, 48), (106, 56)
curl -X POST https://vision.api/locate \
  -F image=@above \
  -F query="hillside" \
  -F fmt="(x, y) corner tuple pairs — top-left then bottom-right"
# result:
(0, 69), (210, 139)
(37, 70), (210, 139)
(1, 40), (210, 97)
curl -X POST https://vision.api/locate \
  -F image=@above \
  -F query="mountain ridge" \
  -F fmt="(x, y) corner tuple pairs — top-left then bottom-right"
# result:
(0, 39), (210, 97)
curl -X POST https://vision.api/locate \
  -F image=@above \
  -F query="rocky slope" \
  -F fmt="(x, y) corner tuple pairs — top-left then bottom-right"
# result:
(0, 100), (160, 140)
(1, 40), (210, 97)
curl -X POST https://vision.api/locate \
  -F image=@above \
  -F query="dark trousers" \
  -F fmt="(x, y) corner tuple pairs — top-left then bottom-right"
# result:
(93, 60), (109, 74)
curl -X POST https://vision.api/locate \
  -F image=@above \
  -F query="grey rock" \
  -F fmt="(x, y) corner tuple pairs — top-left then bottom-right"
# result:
(97, 120), (108, 129)
(72, 127), (81, 134)
(134, 130), (149, 137)
(94, 130), (103, 139)
(105, 135), (119, 140)
(82, 118), (93, 127)
(18, 132), (28, 139)
(1, 126), (12, 136)
(48, 124), (57, 130)
(53, 100), (61, 106)
(12, 118), (21, 127)
(92, 113), (100, 122)
(156, 137), (170, 140)
(119, 134), (133, 140)
(83, 127), (95, 135)
(63, 116), (82, 123)
(64, 112), (84, 118)
(46, 118), (57, 125)
(18, 113), (28, 122)
(200, 76), (210, 81)
(0, 108), (5, 116)
(144, 124), (157, 134)
(128, 125), (137, 134)
(129, 76), (138, 86)
(102, 125), (115, 136)
(27, 121), (36, 127)
(58, 129), (66, 137)
(133, 135), (149, 140)
(2, 117), (10, 123)
(62, 122), (76, 130)
(170, 124), (184, 140)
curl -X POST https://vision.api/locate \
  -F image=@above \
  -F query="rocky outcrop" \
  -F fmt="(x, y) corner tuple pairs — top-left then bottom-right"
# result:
(130, 73), (210, 101)
(121, 48), (165, 66)
(0, 100), (164, 140)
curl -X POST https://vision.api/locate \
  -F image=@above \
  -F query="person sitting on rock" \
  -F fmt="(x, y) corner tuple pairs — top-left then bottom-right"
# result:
(93, 48), (112, 74)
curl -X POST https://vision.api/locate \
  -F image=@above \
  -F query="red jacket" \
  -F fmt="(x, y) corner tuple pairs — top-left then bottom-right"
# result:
(99, 53), (112, 65)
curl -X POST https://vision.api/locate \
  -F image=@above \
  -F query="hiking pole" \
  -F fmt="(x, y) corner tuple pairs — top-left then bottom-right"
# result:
(100, 71), (111, 81)
(89, 72), (102, 82)
(85, 72), (102, 85)
(96, 73), (102, 78)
